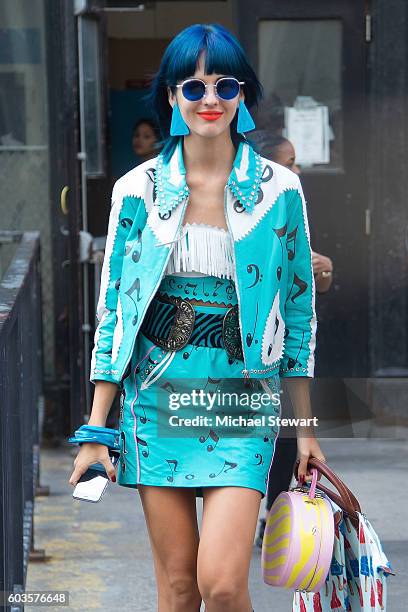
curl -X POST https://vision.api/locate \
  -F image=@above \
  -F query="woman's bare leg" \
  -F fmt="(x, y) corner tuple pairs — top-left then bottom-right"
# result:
(138, 485), (202, 612)
(197, 486), (261, 612)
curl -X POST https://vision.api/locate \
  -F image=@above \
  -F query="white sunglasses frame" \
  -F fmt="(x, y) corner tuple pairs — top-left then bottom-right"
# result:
(175, 77), (245, 101)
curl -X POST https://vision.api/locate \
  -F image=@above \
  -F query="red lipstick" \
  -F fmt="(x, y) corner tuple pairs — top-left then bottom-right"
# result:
(197, 112), (223, 121)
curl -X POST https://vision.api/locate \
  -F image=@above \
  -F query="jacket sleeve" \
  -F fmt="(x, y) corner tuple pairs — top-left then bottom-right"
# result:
(90, 181), (135, 384)
(280, 177), (317, 378)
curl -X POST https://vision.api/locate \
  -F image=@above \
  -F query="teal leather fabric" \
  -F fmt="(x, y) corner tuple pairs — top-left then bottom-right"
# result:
(117, 290), (282, 497)
(90, 139), (317, 385)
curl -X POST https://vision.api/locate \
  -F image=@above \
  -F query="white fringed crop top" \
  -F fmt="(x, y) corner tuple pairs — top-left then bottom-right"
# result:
(164, 222), (235, 280)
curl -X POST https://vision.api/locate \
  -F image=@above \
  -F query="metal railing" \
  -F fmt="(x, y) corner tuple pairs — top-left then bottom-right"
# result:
(0, 231), (44, 610)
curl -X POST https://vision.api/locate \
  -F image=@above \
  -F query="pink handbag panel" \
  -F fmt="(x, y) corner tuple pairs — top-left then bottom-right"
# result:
(262, 469), (335, 592)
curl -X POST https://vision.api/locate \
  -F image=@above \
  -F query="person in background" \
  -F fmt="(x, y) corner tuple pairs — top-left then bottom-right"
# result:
(264, 135), (333, 293)
(132, 117), (161, 164)
(256, 135), (333, 547)
(111, 118), (161, 187)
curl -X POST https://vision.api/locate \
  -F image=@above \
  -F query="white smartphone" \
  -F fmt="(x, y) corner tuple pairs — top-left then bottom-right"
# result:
(73, 454), (119, 503)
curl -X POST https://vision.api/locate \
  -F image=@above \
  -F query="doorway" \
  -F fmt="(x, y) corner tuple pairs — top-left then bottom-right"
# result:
(237, 0), (368, 378)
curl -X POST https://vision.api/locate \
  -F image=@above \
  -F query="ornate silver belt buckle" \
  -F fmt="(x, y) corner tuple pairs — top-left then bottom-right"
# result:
(222, 304), (244, 361)
(146, 294), (196, 352)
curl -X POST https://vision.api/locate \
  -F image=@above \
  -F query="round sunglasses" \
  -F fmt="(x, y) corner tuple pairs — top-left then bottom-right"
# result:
(175, 77), (245, 102)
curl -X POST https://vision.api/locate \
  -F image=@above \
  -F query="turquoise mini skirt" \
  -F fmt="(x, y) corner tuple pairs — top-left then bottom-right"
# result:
(117, 274), (282, 498)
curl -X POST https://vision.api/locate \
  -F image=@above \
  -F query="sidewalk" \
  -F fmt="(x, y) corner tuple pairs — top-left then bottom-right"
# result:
(26, 436), (407, 611)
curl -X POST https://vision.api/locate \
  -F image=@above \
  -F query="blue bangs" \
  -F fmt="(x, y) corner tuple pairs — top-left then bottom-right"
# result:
(161, 24), (261, 107)
(148, 23), (263, 161)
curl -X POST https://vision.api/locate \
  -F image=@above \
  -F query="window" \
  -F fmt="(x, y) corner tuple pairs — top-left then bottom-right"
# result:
(257, 19), (343, 172)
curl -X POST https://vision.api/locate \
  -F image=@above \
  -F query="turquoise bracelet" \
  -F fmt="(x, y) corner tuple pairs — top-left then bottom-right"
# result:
(67, 424), (120, 452)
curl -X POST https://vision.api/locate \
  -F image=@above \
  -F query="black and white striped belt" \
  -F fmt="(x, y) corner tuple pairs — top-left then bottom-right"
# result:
(140, 293), (244, 361)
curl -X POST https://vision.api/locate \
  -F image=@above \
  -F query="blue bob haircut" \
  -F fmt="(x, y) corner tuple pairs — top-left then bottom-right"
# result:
(148, 23), (263, 161)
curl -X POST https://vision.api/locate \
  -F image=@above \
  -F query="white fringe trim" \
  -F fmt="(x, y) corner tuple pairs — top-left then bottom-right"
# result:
(165, 222), (235, 280)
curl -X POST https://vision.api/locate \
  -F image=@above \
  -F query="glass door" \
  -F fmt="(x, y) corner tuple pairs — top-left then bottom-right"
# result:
(237, 0), (368, 378)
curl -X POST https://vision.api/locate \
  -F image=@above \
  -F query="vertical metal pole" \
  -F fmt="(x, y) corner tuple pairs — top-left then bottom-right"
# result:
(77, 16), (91, 415)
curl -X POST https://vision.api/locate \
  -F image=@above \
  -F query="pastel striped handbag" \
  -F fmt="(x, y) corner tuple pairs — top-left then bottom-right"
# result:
(262, 461), (336, 592)
(290, 459), (395, 611)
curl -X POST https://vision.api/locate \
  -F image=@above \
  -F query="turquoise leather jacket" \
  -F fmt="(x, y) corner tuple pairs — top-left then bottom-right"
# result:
(90, 139), (317, 385)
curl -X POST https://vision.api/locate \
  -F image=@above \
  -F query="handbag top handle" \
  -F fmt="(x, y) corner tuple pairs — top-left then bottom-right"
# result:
(294, 457), (361, 528)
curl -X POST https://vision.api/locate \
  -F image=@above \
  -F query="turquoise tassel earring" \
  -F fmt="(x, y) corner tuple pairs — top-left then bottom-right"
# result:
(237, 100), (255, 134)
(170, 104), (190, 136)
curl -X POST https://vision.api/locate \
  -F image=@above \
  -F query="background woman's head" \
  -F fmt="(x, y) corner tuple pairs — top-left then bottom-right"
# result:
(264, 135), (300, 175)
(132, 118), (160, 161)
(150, 23), (262, 160)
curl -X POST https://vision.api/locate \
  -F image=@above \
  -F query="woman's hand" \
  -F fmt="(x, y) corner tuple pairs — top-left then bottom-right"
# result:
(296, 435), (327, 483)
(68, 443), (117, 487)
(312, 251), (333, 294)
(311, 251), (333, 275)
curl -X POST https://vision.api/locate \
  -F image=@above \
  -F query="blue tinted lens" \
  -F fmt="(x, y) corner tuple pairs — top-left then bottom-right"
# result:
(182, 80), (205, 101)
(217, 79), (240, 100)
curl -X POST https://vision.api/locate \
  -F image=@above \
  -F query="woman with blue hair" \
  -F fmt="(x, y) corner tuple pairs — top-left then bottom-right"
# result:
(69, 23), (326, 611)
